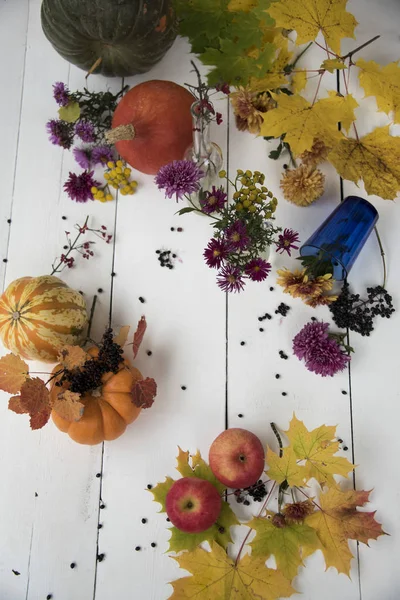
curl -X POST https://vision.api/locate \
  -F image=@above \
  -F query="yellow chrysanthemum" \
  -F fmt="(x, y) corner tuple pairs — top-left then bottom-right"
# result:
(280, 165), (325, 206)
(300, 139), (330, 167)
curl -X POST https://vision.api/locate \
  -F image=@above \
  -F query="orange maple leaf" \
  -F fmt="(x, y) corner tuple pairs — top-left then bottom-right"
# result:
(0, 354), (29, 394)
(19, 378), (51, 430)
(58, 345), (88, 370)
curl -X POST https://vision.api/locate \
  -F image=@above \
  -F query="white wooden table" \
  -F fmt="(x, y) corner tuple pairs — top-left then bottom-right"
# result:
(1, 1), (399, 598)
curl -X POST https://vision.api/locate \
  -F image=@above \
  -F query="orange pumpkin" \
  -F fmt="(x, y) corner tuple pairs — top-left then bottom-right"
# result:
(50, 348), (142, 445)
(0, 275), (87, 362)
(107, 80), (194, 175)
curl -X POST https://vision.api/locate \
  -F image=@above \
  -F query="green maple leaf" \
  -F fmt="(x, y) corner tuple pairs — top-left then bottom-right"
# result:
(249, 514), (320, 580)
(151, 447), (239, 552)
(203, 40), (275, 86)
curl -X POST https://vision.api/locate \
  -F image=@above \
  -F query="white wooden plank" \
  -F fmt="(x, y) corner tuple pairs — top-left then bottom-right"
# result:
(94, 39), (228, 600)
(0, 1), (119, 598)
(227, 41), (360, 599)
(339, 1), (400, 597)
(0, 0), (29, 290)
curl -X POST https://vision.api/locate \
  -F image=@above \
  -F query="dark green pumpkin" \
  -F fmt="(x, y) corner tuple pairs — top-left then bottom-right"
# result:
(41, 0), (177, 77)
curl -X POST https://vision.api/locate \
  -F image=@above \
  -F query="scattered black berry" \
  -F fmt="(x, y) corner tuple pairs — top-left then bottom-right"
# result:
(12, 570), (20, 576)
(270, 286), (274, 291)
(343, 446), (348, 451)
(259, 328), (264, 332)
(111, 272), (116, 277)
(135, 546), (141, 551)
(70, 563), (76, 569)
(157, 249), (176, 269)
(238, 413), (243, 418)
(218, 526), (225, 534)
(98, 524), (103, 529)
(258, 317), (263, 322)
(147, 484), (153, 490)
(172, 254), (176, 258)
(170, 227), (175, 231)
(151, 543), (156, 548)
(275, 374), (280, 379)
(141, 518), (147, 524)
(47, 595), (53, 599)
(311, 316), (317, 321)
(166, 518), (170, 522)
(282, 392), (287, 396)
(100, 504), (105, 509)
(342, 390), (347, 395)
(62, 216), (67, 220)
(146, 351), (152, 356)
(156, 250), (160, 254)
(181, 385), (186, 390)
(283, 164), (288, 170)
(96, 473), (101, 478)
(275, 302), (290, 317)
(7, 219), (11, 224)
(35, 492), (38, 497)
(338, 438), (343, 443)
(177, 227), (183, 232)
(265, 313), (272, 320)
(243, 500), (250, 506)
(3, 258), (7, 263)
(279, 350), (288, 360)
(240, 341), (245, 346)
(97, 554), (105, 562)
(329, 282), (395, 336)
(139, 297), (145, 303)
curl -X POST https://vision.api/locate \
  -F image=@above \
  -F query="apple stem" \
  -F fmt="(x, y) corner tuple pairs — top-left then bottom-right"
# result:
(234, 481), (276, 567)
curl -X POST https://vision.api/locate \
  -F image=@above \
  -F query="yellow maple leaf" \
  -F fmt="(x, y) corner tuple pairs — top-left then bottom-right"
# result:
(249, 513), (320, 580)
(324, 91), (358, 131)
(170, 541), (296, 599)
(260, 93), (347, 154)
(357, 58), (400, 123)
(227, 0), (257, 10)
(268, 0), (357, 55)
(328, 125), (400, 199)
(291, 70), (307, 93)
(305, 487), (386, 575)
(266, 447), (307, 487)
(285, 414), (354, 485)
(322, 58), (346, 73)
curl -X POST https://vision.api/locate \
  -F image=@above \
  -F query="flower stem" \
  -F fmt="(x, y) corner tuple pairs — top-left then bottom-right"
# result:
(290, 42), (313, 70)
(234, 481), (276, 567)
(374, 225), (387, 288)
(51, 215), (89, 275)
(86, 295), (98, 342)
(341, 35), (380, 61)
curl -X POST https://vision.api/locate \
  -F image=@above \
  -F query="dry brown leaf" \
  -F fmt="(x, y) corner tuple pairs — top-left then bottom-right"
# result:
(20, 377), (51, 430)
(0, 354), (29, 394)
(52, 390), (85, 422)
(131, 377), (157, 408)
(58, 345), (88, 370)
(132, 316), (147, 358)
(114, 325), (130, 347)
(8, 396), (28, 414)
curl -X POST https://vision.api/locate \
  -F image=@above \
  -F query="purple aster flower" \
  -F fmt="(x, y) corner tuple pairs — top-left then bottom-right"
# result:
(225, 220), (250, 251)
(276, 228), (300, 256)
(75, 120), (95, 143)
(217, 264), (245, 293)
(200, 186), (227, 214)
(92, 145), (114, 165)
(46, 119), (74, 149)
(155, 160), (203, 201)
(63, 170), (100, 203)
(305, 337), (350, 377)
(244, 258), (271, 282)
(73, 147), (92, 169)
(53, 82), (70, 107)
(204, 238), (230, 269)
(293, 320), (330, 360)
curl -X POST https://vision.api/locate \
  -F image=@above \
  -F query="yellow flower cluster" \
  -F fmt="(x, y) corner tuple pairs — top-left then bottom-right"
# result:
(92, 160), (138, 202)
(228, 169), (277, 215)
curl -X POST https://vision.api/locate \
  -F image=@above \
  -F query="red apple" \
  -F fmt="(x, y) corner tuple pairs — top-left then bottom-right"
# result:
(166, 477), (222, 533)
(209, 428), (265, 489)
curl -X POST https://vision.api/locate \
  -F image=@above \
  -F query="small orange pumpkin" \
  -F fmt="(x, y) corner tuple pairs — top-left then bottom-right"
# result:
(50, 348), (142, 445)
(0, 275), (87, 363)
(107, 80), (194, 175)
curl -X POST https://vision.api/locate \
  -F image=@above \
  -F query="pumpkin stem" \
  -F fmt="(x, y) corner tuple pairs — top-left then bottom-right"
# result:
(86, 57), (102, 79)
(105, 124), (136, 144)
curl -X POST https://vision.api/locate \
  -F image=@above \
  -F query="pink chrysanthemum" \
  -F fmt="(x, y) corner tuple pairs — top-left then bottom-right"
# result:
(217, 264), (245, 293)
(276, 228), (300, 256)
(293, 320), (350, 377)
(155, 160), (203, 201)
(73, 147), (91, 169)
(53, 82), (70, 107)
(225, 220), (250, 251)
(204, 238), (230, 269)
(200, 186), (227, 214)
(75, 120), (95, 143)
(63, 170), (100, 203)
(244, 258), (271, 282)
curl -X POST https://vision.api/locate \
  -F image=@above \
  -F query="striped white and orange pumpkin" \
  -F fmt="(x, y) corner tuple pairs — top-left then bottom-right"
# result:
(0, 275), (88, 362)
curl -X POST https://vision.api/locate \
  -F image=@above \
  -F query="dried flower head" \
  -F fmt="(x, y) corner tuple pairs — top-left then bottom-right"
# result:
(283, 500), (314, 523)
(300, 139), (330, 167)
(230, 87), (266, 134)
(280, 165), (325, 206)
(155, 160), (203, 201)
(305, 294), (338, 307)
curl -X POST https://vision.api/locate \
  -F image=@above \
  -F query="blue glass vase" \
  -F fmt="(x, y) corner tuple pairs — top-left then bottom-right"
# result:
(300, 196), (379, 280)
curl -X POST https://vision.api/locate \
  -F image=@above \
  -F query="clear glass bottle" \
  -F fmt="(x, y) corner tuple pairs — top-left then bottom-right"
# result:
(184, 100), (223, 209)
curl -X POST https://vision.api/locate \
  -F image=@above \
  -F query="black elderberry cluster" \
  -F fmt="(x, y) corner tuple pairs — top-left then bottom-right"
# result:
(329, 283), (395, 336)
(234, 480), (268, 504)
(275, 303), (290, 317)
(56, 328), (124, 394)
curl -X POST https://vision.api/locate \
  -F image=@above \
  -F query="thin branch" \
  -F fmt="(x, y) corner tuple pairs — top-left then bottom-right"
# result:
(314, 40), (336, 56)
(235, 482), (276, 566)
(270, 422), (283, 457)
(374, 225), (387, 288)
(341, 69), (359, 141)
(342, 35), (381, 61)
(51, 215), (89, 275)
(295, 486), (323, 512)
(311, 71), (324, 105)
(86, 295), (98, 342)
(290, 42), (314, 70)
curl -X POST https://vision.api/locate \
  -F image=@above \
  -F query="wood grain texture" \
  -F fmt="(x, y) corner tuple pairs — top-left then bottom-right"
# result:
(0, 0), (399, 598)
